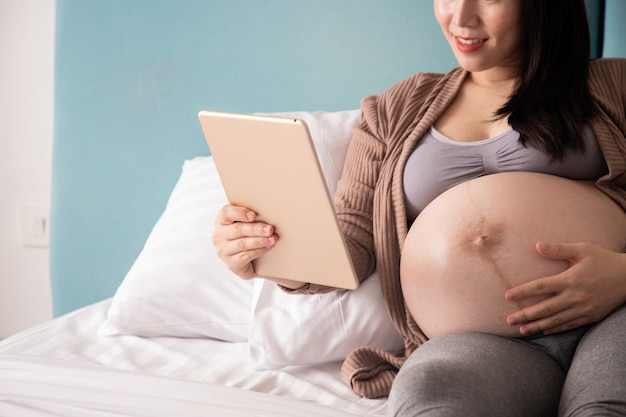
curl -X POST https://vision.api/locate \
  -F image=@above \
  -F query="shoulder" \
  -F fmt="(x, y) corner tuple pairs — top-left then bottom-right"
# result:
(589, 59), (626, 145)
(588, 58), (626, 111)
(589, 58), (626, 86)
(590, 57), (626, 70)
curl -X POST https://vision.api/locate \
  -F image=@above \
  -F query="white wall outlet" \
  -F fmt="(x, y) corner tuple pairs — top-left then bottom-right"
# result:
(20, 206), (50, 248)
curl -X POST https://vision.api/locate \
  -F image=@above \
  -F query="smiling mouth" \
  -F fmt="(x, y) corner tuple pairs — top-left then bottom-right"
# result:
(454, 36), (488, 52)
(457, 37), (487, 45)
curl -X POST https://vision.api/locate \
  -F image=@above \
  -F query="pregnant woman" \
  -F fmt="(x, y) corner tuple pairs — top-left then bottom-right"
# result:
(212, 0), (626, 415)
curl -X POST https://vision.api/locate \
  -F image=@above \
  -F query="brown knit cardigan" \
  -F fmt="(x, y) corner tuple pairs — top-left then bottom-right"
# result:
(295, 58), (626, 399)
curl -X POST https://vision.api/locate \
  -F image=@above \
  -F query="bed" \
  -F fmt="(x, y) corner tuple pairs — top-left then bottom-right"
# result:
(1, 1), (623, 416)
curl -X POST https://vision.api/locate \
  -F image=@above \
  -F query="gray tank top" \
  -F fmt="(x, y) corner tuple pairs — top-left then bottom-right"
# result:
(404, 126), (608, 223)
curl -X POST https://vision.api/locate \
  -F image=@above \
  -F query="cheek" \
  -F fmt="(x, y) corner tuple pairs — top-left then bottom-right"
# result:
(433, 0), (451, 33)
(493, 13), (523, 48)
(496, 26), (523, 59)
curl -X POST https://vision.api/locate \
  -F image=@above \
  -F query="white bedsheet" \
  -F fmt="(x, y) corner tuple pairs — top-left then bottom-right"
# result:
(0, 300), (387, 417)
(0, 356), (363, 417)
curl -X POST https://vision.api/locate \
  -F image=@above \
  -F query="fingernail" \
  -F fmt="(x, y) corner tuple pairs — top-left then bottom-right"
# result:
(262, 225), (271, 235)
(245, 211), (255, 221)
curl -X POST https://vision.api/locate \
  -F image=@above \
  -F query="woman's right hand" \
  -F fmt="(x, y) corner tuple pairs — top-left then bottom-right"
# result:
(212, 204), (278, 280)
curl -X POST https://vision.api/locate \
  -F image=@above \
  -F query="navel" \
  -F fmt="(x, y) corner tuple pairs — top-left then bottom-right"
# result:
(464, 181), (523, 309)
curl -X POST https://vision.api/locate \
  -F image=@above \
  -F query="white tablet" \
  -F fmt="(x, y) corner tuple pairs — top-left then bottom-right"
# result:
(198, 110), (360, 290)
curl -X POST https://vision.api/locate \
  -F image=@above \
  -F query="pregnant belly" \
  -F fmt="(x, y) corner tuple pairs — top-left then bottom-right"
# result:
(400, 172), (626, 339)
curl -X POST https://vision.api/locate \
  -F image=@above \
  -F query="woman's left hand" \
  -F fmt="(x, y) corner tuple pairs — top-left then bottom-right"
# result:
(505, 242), (626, 336)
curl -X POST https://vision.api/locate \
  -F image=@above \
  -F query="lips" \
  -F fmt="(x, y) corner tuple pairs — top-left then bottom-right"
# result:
(454, 36), (488, 52)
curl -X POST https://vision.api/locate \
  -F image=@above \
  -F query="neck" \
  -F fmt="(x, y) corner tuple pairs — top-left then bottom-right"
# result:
(468, 66), (519, 91)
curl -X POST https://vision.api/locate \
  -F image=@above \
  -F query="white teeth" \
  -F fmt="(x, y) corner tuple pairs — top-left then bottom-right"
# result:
(458, 38), (484, 45)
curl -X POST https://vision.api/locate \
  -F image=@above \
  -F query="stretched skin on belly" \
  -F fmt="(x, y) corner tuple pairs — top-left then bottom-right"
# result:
(463, 180), (524, 311)
(400, 172), (626, 339)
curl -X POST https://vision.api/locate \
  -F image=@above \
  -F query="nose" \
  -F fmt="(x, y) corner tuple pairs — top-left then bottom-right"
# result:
(453, 0), (480, 28)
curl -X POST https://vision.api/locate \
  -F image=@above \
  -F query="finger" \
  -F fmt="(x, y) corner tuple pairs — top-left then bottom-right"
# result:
(217, 204), (256, 226)
(535, 242), (582, 262)
(232, 235), (277, 255)
(213, 229), (278, 255)
(506, 242), (585, 302)
(218, 221), (275, 242)
(516, 308), (580, 336)
(216, 235), (277, 280)
(228, 245), (275, 278)
(505, 275), (561, 301)
(506, 294), (570, 325)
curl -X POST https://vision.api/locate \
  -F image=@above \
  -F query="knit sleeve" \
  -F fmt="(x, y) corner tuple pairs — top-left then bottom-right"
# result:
(333, 95), (387, 281)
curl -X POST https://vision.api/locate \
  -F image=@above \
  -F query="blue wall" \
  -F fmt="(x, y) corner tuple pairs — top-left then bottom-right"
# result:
(603, 0), (626, 58)
(52, 1), (456, 315)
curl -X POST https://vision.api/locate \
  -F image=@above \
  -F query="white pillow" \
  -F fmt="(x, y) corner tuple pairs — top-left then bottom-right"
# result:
(99, 156), (254, 341)
(101, 108), (403, 366)
(249, 272), (404, 369)
(99, 110), (361, 342)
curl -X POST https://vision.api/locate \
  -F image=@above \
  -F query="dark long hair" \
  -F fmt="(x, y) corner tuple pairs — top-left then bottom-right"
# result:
(495, 0), (597, 160)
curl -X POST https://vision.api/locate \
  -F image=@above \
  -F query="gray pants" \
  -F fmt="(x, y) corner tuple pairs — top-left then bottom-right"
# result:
(388, 304), (626, 417)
